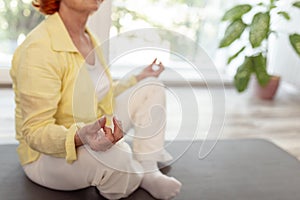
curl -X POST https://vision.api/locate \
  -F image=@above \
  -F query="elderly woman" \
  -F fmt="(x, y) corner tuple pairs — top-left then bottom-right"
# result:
(10, 0), (181, 199)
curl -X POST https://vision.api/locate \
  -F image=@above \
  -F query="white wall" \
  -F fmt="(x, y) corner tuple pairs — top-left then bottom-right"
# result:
(269, 0), (300, 87)
(87, 0), (112, 62)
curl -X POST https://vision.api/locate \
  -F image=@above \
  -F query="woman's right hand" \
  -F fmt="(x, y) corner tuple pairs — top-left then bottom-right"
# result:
(76, 117), (123, 151)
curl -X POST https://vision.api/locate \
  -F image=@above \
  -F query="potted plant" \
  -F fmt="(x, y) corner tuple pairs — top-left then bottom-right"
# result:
(219, 0), (300, 99)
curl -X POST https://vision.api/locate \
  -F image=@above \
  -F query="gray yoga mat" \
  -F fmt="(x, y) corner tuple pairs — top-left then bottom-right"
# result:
(1, 139), (300, 200)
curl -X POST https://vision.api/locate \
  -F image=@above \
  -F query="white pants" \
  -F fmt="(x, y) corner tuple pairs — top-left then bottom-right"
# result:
(23, 77), (172, 199)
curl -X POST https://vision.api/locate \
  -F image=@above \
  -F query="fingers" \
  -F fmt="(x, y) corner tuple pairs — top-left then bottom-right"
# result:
(85, 117), (122, 152)
(103, 126), (114, 143)
(158, 61), (165, 70)
(96, 116), (124, 145)
(98, 117), (106, 128)
(158, 62), (165, 71)
(113, 117), (123, 142)
(153, 61), (165, 77)
(146, 58), (158, 70)
(152, 58), (157, 65)
(89, 117), (105, 132)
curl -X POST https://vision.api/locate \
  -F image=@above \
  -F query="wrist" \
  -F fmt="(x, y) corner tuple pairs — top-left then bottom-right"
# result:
(135, 74), (144, 82)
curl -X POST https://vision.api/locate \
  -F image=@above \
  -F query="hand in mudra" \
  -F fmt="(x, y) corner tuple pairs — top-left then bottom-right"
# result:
(136, 58), (165, 81)
(76, 117), (123, 151)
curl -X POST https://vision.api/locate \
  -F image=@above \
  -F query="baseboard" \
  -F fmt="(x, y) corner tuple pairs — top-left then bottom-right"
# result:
(281, 82), (300, 95)
(0, 68), (12, 85)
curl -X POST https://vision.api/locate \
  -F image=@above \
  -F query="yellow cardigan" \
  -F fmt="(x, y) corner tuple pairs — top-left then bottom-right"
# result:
(10, 13), (137, 166)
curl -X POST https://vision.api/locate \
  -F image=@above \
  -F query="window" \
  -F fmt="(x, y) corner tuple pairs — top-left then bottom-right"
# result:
(108, 0), (233, 83)
(111, 0), (216, 55)
(0, 0), (236, 84)
(0, 0), (44, 83)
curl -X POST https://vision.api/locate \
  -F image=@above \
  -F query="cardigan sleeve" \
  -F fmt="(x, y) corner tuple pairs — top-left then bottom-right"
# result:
(16, 41), (80, 163)
(112, 75), (138, 97)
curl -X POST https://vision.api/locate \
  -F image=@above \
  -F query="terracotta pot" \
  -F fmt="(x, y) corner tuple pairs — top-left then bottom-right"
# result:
(254, 75), (281, 100)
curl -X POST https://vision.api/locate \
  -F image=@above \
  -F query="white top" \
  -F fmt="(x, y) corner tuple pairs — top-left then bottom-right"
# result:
(86, 56), (110, 102)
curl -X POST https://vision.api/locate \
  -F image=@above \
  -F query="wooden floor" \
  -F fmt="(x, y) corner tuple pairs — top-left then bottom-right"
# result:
(1, 82), (300, 159)
(222, 84), (300, 160)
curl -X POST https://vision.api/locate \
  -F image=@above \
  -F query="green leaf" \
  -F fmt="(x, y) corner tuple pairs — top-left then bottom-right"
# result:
(249, 12), (270, 48)
(227, 46), (246, 64)
(219, 19), (247, 48)
(234, 57), (253, 92)
(252, 54), (271, 86)
(222, 4), (252, 21)
(277, 11), (290, 20)
(270, 0), (279, 4)
(289, 34), (300, 57)
(293, 1), (300, 8)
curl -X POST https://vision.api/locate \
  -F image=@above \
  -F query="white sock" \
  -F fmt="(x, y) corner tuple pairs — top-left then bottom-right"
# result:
(140, 160), (182, 199)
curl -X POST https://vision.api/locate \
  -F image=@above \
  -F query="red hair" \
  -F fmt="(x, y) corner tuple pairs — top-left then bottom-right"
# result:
(32, 0), (60, 15)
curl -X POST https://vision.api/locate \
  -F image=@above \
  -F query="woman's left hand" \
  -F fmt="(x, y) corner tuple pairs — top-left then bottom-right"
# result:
(136, 58), (165, 81)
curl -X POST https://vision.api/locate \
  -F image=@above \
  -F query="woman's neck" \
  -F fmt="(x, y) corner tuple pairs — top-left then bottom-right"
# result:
(58, 6), (89, 37)
(57, 4), (95, 64)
